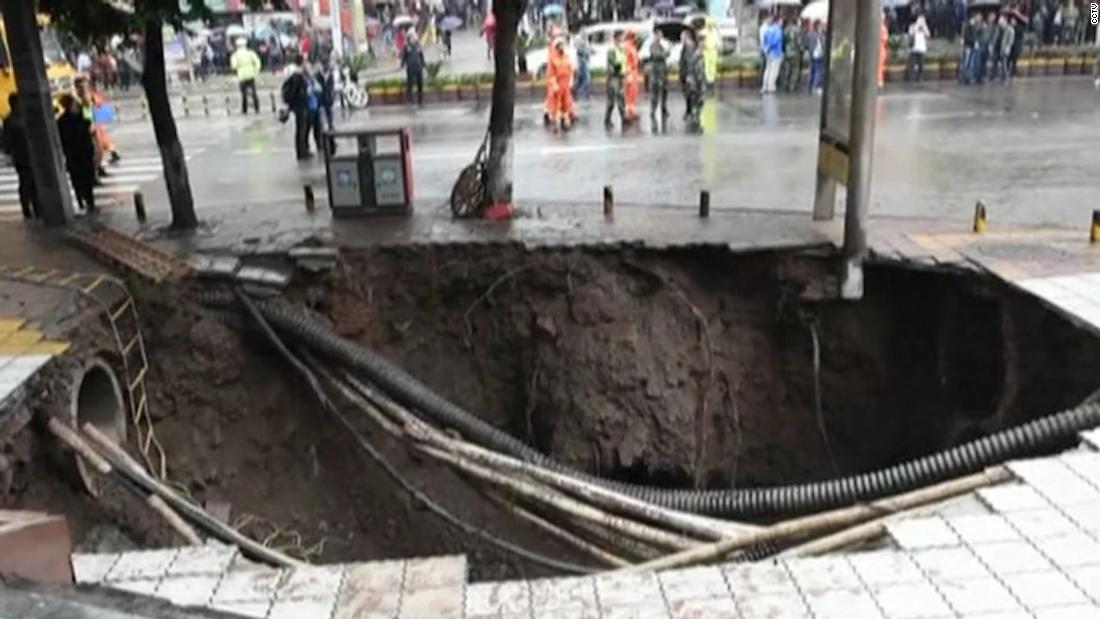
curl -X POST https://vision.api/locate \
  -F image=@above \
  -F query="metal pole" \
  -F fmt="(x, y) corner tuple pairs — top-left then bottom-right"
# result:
(331, 0), (344, 58)
(840, 0), (882, 300)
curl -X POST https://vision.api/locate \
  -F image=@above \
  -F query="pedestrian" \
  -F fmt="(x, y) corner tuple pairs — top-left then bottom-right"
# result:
(702, 19), (720, 95)
(960, 13), (979, 83)
(623, 30), (641, 123)
(758, 14), (771, 90)
(1061, 0), (1079, 44)
(482, 10), (496, 60)
(282, 60), (315, 160)
(231, 38), (262, 115)
(517, 28), (530, 75)
(401, 33), (426, 106)
(604, 32), (626, 129)
(878, 12), (889, 87)
(74, 77), (120, 184)
(442, 27), (453, 57)
(806, 20), (825, 93)
(76, 49), (93, 76)
(573, 35), (591, 99)
(760, 15), (783, 94)
(2, 94), (36, 220)
(980, 12), (997, 82)
(780, 17), (803, 92)
(1009, 15), (1024, 76)
(906, 14), (930, 81)
(680, 30), (705, 132)
(547, 37), (575, 131)
(647, 29), (670, 123)
(316, 60), (337, 131)
(56, 94), (96, 213)
(996, 14), (1016, 81)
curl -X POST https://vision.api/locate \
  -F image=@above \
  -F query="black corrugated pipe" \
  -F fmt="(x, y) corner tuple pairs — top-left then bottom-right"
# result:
(213, 293), (1100, 519)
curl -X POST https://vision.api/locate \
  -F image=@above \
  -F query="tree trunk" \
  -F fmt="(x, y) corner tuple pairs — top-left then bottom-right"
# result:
(485, 0), (522, 209)
(142, 18), (198, 230)
(2, 0), (73, 226)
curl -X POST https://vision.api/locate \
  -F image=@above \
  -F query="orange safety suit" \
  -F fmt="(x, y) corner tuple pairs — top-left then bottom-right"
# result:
(548, 45), (575, 127)
(623, 33), (640, 120)
(878, 22), (888, 86)
(543, 40), (558, 121)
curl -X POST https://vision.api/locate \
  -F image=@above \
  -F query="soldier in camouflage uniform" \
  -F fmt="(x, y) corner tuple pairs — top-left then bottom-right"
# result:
(779, 18), (804, 92)
(604, 32), (627, 128)
(648, 29), (670, 123)
(680, 29), (705, 133)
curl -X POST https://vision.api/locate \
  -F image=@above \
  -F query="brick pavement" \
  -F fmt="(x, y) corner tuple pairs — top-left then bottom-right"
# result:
(75, 428), (1100, 619)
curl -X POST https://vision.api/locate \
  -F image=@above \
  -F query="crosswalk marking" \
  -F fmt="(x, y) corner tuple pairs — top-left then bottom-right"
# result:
(0, 150), (199, 217)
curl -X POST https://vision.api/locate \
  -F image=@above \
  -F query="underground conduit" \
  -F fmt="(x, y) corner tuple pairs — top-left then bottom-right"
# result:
(70, 357), (127, 497)
(208, 291), (1100, 519)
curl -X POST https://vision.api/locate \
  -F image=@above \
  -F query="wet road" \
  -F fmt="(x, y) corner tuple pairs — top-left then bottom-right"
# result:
(117, 77), (1100, 228)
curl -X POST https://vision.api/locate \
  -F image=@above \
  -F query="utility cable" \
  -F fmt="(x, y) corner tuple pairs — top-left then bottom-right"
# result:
(234, 288), (596, 575)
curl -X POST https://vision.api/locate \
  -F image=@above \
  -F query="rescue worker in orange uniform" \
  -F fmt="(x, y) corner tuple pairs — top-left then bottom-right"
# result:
(547, 37), (576, 131)
(543, 25), (561, 125)
(623, 30), (641, 123)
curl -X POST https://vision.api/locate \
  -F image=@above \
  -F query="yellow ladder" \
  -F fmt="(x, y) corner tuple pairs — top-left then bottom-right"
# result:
(0, 264), (166, 479)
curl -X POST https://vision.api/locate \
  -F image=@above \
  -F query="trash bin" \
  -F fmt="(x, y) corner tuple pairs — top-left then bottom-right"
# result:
(324, 127), (413, 216)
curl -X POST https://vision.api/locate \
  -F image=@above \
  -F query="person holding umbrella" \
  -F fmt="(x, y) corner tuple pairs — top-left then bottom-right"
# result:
(439, 14), (462, 57)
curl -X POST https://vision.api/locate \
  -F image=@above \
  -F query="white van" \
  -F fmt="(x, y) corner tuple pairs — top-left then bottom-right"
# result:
(529, 21), (651, 78)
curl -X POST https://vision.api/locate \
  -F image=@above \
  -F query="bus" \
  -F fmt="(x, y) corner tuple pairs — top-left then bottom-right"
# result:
(0, 14), (77, 118)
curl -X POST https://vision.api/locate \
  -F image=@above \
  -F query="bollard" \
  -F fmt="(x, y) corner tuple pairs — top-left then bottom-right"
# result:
(270, 92), (277, 114)
(202, 95), (209, 117)
(1091, 210), (1100, 244)
(140, 98), (148, 120)
(304, 185), (316, 212)
(603, 185), (613, 219)
(182, 95), (189, 117)
(225, 95), (232, 116)
(699, 190), (710, 218)
(972, 201), (987, 234)
(133, 191), (146, 223)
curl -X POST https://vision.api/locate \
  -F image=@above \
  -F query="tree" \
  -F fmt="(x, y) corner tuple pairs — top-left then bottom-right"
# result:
(40, 0), (278, 230)
(483, 0), (524, 216)
(2, 0), (74, 226)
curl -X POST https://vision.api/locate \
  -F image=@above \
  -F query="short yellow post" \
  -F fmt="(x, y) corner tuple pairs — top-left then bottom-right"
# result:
(972, 201), (987, 234)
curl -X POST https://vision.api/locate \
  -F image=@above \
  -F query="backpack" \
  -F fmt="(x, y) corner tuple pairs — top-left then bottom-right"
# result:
(281, 74), (299, 106)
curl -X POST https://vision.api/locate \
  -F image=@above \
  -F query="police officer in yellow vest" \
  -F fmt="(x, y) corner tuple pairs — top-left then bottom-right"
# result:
(231, 39), (262, 115)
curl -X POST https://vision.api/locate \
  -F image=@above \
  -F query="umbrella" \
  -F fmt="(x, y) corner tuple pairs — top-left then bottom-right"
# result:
(393, 15), (415, 27)
(542, 3), (564, 16)
(801, 0), (827, 22)
(757, 0), (800, 6)
(439, 15), (463, 30)
(882, 0), (911, 6)
(967, 0), (1000, 11)
(673, 5), (694, 15)
(654, 0), (675, 9)
(225, 24), (248, 39)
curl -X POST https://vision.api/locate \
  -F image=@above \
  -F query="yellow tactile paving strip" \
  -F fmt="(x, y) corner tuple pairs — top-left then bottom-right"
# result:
(907, 228), (1100, 282)
(0, 318), (69, 356)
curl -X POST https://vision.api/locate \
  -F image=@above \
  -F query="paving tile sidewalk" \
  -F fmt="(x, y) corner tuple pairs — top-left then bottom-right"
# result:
(73, 433), (1100, 619)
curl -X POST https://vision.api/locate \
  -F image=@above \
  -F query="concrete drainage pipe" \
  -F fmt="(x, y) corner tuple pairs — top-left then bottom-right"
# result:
(70, 357), (127, 495)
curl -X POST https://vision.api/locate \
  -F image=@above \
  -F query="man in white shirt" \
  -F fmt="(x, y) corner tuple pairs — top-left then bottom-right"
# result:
(906, 14), (931, 82)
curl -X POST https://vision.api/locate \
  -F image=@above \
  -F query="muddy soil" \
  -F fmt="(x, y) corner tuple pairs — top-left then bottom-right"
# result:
(10, 245), (1100, 580)
(307, 246), (1100, 491)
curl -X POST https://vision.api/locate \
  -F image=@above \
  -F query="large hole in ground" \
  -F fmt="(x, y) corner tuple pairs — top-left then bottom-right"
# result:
(128, 246), (1100, 579)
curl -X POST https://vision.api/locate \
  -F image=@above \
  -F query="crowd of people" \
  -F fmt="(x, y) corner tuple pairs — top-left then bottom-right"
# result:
(536, 23), (713, 134)
(4, 77), (122, 220)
